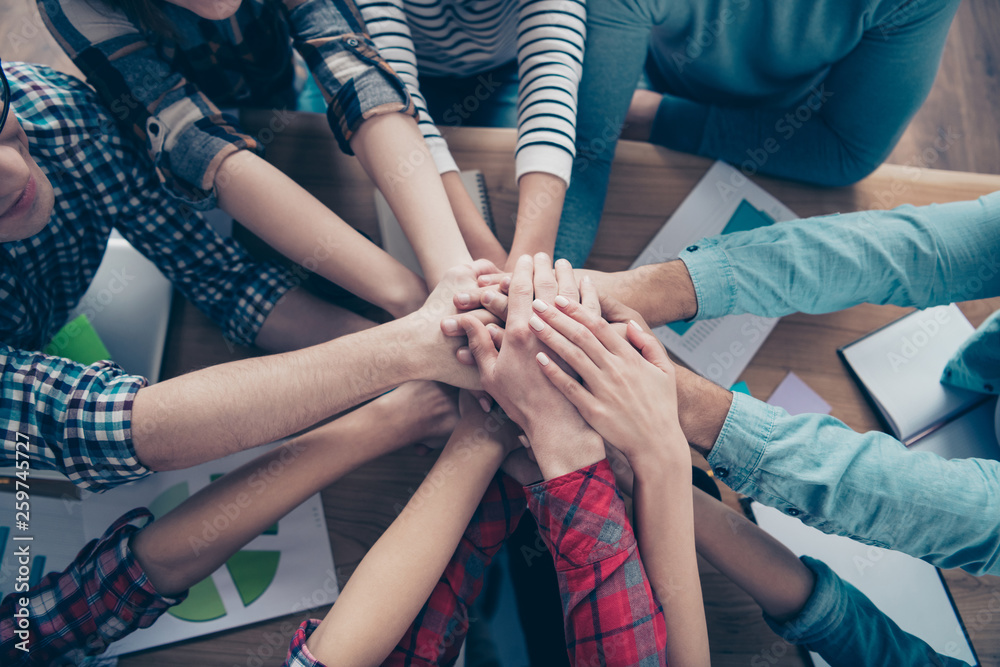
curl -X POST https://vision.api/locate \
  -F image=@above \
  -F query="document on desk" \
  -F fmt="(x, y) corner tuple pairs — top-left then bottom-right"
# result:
(752, 502), (979, 667)
(630, 161), (797, 387)
(0, 444), (337, 656)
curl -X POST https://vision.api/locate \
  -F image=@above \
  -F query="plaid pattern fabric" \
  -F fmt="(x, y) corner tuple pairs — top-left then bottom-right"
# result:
(386, 473), (527, 666)
(528, 459), (668, 666)
(40, 0), (415, 209)
(1, 63), (296, 488)
(0, 509), (185, 666)
(1, 347), (149, 491)
(282, 462), (666, 667)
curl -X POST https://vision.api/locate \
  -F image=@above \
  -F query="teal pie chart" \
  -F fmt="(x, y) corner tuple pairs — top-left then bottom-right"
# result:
(148, 478), (280, 622)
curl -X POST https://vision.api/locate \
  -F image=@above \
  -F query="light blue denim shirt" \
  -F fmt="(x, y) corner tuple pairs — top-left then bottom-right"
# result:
(679, 192), (1000, 576)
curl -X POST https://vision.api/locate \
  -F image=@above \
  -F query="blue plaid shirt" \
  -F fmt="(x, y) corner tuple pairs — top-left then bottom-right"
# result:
(40, 0), (416, 209)
(0, 63), (296, 491)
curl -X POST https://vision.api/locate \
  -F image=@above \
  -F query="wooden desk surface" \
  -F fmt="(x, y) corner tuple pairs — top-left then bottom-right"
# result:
(124, 114), (1000, 667)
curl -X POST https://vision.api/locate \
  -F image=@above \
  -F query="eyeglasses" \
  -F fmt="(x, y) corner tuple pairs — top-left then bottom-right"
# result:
(0, 60), (10, 136)
(0, 60), (9, 136)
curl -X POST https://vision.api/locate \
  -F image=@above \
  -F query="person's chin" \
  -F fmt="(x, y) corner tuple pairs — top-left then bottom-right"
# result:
(1, 180), (54, 243)
(195, 0), (242, 20)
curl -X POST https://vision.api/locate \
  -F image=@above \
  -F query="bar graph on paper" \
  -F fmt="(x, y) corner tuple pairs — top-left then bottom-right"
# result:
(631, 162), (799, 387)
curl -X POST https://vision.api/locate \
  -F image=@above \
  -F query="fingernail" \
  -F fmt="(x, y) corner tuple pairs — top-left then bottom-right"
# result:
(529, 316), (545, 332)
(582, 275), (591, 284)
(628, 319), (643, 332)
(532, 299), (548, 312)
(554, 295), (570, 308)
(457, 348), (472, 364)
(536, 351), (550, 366)
(519, 254), (532, 264)
(442, 318), (459, 334)
(482, 290), (494, 304)
(556, 258), (571, 268)
(479, 397), (492, 413)
(456, 293), (470, 306)
(518, 434), (530, 448)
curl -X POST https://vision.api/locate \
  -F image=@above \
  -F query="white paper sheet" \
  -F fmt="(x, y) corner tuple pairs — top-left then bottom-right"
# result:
(631, 162), (797, 387)
(752, 503), (977, 667)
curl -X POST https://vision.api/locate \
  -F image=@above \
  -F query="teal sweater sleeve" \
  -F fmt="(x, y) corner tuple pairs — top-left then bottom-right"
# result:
(651, 0), (961, 187)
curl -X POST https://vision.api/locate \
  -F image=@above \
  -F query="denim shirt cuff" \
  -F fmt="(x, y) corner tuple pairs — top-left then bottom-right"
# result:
(763, 556), (847, 644)
(706, 391), (777, 493)
(680, 238), (737, 320)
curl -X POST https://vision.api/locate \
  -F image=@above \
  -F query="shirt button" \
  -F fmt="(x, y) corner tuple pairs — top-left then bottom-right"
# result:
(686, 245), (699, 252)
(346, 37), (359, 47)
(786, 508), (801, 516)
(712, 466), (728, 479)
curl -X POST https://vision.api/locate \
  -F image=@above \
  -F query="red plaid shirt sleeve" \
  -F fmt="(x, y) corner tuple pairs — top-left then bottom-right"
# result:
(526, 459), (668, 667)
(384, 473), (527, 667)
(0, 508), (185, 666)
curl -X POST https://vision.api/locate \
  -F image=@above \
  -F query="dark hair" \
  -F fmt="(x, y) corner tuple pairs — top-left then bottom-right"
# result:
(97, 0), (175, 36)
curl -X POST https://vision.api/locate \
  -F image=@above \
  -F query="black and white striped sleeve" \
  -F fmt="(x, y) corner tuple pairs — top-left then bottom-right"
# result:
(515, 0), (586, 185)
(356, 0), (461, 174)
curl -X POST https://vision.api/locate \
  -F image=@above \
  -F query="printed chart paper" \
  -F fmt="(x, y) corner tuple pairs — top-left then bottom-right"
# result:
(0, 444), (336, 656)
(631, 162), (797, 387)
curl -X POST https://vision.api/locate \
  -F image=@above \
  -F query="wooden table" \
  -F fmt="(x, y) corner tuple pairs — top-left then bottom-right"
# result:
(124, 113), (1000, 667)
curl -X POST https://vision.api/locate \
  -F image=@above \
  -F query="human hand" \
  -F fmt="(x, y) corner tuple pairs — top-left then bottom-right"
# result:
(457, 254), (604, 480)
(449, 390), (522, 459)
(406, 260), (503, 390)
(526, 286), (687, 470)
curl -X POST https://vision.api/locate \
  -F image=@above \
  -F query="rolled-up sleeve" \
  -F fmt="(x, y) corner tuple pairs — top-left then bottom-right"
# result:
(1, 346), (151, 491)
(0, 509), (185, 665)
(527, 459), (667, 666)
(39, 0), (258, 210)
(285, 0), (416, 154)
(708, 392), (1000, 576)
(679, 192), (1000, 321)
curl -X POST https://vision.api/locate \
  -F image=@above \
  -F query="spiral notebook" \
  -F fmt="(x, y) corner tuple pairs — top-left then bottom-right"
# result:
(375, 170), (494, 278)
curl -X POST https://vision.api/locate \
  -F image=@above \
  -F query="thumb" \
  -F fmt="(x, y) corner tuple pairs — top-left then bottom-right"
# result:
(459, 315), (499, 373)
(626, 321), (673, 374)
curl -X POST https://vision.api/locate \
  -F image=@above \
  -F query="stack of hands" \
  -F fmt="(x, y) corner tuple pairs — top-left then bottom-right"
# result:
(434, 252), (691, 489)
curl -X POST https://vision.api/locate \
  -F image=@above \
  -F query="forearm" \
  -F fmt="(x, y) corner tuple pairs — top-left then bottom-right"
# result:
(705, 392), (1000, 576)
(690, 488), (814, 621)
(215, 150), (427, 317)
(351, 114), (472, 285)
(131, 397), (413, 596)
(680, 192), (1000, 322)
(442, 171), (507, 266)
(506, 172), (567, 270)
(590, 261), (699, 327)
(633, 455), (709, 667)
(254, 286), (376, 353)
(131, 318), (421, 471)
(305, 421), (507, 666)
(675, 365), (733, 454)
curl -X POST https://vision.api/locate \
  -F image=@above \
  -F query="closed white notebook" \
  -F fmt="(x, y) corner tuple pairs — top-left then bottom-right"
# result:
(840, 304), (987, 444)
(375, 170), (494, 278)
